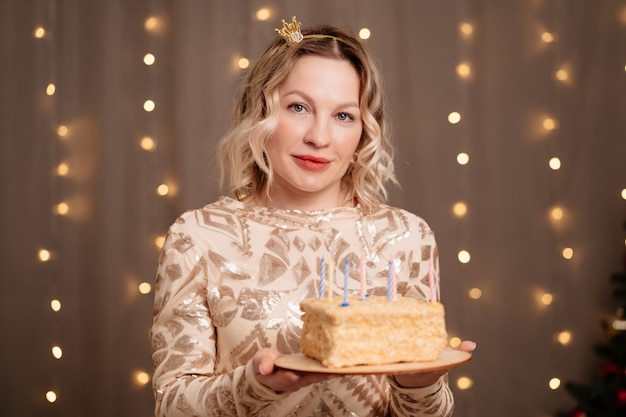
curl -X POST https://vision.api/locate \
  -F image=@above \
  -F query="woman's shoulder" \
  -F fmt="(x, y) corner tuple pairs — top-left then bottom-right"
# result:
(168, 196), (241, 231)
(371, 203), (435, 237)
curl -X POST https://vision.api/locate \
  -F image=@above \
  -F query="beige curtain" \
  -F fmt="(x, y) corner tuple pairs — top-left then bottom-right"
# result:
(1, 0), (625, 416)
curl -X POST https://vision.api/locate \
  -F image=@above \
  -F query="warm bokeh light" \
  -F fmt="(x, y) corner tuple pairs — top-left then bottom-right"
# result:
(543, 118), (558, 130)
(468, 288), (482, 300)
(34, 26), (46, 38)
(453, 202), (468, 217)
(143, 53), (156, 66)
(135, 370), (151, 386)
(458, 250), (471, 264)
(448, 112), (461, 124)
(555, 69), (569, 81)
(143, 100), (156, 112)
(359, 28), (371, 40)
(562, 247), (574, 260)
(541, 293), (554, 306)
(459, 22), (474, 37)
(57, 125), (69, 137)
(38, 249), (52, 262)
(548, 377), (561, 390)
(53, 202), (70, 216)
(140, 136), (156, 151)
(449, 337), (461, 348)
(621, 188), (626, 200)
(138, 282), (152, 294)
(45, 390), (57, 403)
(154, 235), (166, 249)
(456, 62), (471, 78)
(541, 31), (555, 43)
(50, 299), (62, 312)
(56, 162), (69, 176)
(238, 58), (250, 69)
(549, 157), (561, 170)
(52, 345), (63, 359)
(46, 83), (56, 96)
(157, 184), (169, 196)
(556, 330), (572, 345)
(255, 8), (271, 21)
(456, 152), (470, 165)
(456, 376), (474, 390)
(550, 206), (564, 221)
(144, 16), (160, 32)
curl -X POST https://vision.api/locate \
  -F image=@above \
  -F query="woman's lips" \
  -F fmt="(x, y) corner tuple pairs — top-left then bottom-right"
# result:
(293, 155), (330, 171)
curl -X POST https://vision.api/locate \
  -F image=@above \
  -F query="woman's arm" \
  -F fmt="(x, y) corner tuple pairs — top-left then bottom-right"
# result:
(151, 228), (289, 417)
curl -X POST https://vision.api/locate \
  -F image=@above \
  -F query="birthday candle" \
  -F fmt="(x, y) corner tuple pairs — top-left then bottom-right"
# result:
(387, 260), (392, 301)
(319, 256), (326, 299)
(327, 258), (334, 301)
(391, 258), (397, 301)
(429, 261), (436, 303)
(359, 256), (366, 300)
(342, 258), (349, 306)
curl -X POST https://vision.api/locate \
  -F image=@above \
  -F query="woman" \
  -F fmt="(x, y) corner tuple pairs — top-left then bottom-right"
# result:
(151, 17), (475, 417)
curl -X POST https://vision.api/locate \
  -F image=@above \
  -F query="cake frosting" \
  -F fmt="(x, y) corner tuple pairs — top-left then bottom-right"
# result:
(299, 296), (447, 368)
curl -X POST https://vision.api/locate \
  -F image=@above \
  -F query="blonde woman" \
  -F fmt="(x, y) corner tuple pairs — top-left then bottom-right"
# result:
(151, 17), (475, 417)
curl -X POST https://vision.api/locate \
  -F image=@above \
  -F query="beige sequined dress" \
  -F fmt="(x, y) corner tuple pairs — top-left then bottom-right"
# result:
(151, 196), (454, 417)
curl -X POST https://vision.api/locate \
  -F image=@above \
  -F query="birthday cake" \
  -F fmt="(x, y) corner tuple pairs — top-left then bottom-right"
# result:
(299, 296), (447, 368)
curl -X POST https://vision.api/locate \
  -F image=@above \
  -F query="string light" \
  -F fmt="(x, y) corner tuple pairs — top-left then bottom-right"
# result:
(34, 26), (46, 38)
(456, 152), (470, 165)
(541, 31), (556, 43)
(138, 282), (152, 294)
(449, 336), (462, 347)
(453, 202), (468, 217)
(561, 247), (574, 260)
(38, 249), (52, 262)
(140, 136), (156, 151)
(456, 376), (474, 390)
(56, 125), (68, 137)
(237, 58), (250, 69)
(548, 378), (561, 390)
(55, 162), (69, 176)
(542, 117), (558, 130)
(50, 299), (62, 312)
(456, 62), (471, 78)
(458, 22), (474, 37)
(555, 330), (573, 345)
(541, 293), (554, 306)
(51, 345), (63, 359)
(358, 28), (371, 40)
(254, 8), (271, 21)
(457, 250), (471, 264)
(468, 288), (482, 300)
(448, 111), (462, 124)
(143, 99), (156, 112)
(548, 157), (561, 170)
(45, 390), (58, 403)
(143, 53), (156, 66)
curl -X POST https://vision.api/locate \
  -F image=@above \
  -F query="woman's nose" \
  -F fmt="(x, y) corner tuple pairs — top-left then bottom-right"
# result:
(304, 118), (331, 147)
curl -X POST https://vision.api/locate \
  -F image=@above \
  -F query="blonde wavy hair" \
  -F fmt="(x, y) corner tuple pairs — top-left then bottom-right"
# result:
(217, 24), (397, 210)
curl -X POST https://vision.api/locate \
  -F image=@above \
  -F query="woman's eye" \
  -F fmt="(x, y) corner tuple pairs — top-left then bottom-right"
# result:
(337, 112), (354, 122)
(289, 103), (305, 113)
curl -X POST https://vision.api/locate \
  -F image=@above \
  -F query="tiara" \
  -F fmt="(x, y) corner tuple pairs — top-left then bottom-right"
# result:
(275, 16), (343, 46)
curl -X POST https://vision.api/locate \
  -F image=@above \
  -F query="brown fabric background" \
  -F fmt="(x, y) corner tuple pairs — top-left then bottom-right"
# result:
(1, 1), (625, 416)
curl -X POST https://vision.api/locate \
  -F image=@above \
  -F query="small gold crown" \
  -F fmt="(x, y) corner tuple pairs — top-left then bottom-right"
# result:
(275, 16), (303, 46)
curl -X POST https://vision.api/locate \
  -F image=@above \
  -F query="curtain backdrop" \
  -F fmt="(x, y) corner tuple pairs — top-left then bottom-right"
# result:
(1, 1), (625, 416)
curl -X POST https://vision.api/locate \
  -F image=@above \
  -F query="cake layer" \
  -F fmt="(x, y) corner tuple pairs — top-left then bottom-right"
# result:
(300, 296), (447, 368)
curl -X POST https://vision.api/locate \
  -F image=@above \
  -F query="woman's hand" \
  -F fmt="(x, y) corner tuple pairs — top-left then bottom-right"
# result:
(252, 348), (333, 393)
(392, 340), (476, 388)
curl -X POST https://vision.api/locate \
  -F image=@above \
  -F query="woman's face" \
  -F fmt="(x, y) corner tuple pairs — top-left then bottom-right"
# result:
(264, 55), (362, 210)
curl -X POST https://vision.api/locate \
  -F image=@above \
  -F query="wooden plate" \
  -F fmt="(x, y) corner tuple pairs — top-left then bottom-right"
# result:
(274, 347), (471, 375)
